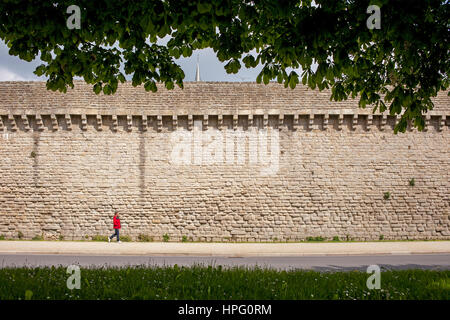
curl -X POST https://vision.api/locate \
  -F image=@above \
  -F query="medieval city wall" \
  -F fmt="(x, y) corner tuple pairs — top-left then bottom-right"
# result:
(0, 82), (449, 241)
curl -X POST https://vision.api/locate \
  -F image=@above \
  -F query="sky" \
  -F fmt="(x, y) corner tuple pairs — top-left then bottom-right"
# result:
(0, 39), (270, 82)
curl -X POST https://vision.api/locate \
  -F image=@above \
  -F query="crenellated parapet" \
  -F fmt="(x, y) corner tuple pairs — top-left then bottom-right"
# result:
(0, 110), (448, 133)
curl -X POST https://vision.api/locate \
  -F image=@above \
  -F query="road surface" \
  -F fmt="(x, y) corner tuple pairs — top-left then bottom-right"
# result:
(0, 253), (449, 271)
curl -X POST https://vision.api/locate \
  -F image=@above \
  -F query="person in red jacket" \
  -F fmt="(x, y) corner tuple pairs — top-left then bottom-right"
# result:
(108, 212), (121, 243)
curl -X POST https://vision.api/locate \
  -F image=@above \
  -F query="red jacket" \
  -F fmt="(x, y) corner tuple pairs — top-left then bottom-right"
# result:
(113, 216), (121, 229)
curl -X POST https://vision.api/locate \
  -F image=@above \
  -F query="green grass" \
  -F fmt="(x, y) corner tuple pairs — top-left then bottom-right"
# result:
(0, 266), (448, 300)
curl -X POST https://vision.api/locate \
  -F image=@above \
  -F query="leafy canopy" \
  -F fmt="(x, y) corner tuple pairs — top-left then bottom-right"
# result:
(0, 0), (448, 132)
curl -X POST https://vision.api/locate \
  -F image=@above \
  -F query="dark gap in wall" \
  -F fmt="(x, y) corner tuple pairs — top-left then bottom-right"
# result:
(430, 116), (440, 131)
(343, 115), (353, 130)
(329, 115), (339, 131)
(223, 115), (233, 129)
(177, 115), (188, 130)
(373, 115), (382, 130)
(284, 115), (294, 130)
(253, 115), (263, 129)
(209, 116), (218, 130)
(41, 115), (53, 131)
(238, 115), (247, 130)
(387, 115), (396, 130)
(314, 115), (324, 130)
(162, 116), (173, 132)
(71, 115), (82, 130)
(298, 115), (309, 131)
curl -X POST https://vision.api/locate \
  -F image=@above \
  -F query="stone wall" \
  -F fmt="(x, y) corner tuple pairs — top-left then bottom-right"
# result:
(0, 82), (449, 241)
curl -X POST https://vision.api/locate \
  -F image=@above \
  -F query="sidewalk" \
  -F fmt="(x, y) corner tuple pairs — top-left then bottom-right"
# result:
(0, 241), (449, 256)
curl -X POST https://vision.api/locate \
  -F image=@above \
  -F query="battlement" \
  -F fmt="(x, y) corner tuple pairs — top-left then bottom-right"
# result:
(0, 112), (448, 133)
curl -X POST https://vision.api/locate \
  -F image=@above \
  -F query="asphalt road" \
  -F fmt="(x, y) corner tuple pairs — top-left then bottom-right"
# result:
(0, 253), (449, 271)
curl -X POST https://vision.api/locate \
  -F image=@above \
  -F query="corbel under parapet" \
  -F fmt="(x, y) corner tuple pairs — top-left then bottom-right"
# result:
(248, 114), (253, 127)
(278, 114), (284, 130)
(96, 115), (103, 131)
(111, 115), (118, 132)
(323, 114), (329, 130)
(8, 115), (17, 131)
(35, 114), (44, 131)
(380, 115), (387, 131)
(172, 115), (177, 130)
(203, 114), (208, 130)
(438, 115), (446, 132)
(366, 115), (373, 131)
(351, 114), (358, 131)
(65, 114), (72, 131)
(293, 114), (299, 130)
(127, 115), (133, 132)
(141, 115), (148, 132)
(218, 114), (223, 130)
(156, 115), (162, 132)
(337, 114), (343, 131)
(50, 114), (58, 131)
(233, 114), (238, 130)
(308, 114), (314, 130)
(81, 114), (87, 131)
(263, 114), (268, 128)
(21, 115), (30, 131)
(188, 115), (193, 131)
(424, 115), (431, 132)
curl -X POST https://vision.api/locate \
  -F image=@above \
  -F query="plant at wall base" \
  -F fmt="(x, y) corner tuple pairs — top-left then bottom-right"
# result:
(409, 178), (415, 187)
(138, 234), (153, 242)
(120, 235), (131, 242)
(379, 235), (384, 241)
(306, 236), (324, 242)
(59, 235), (64, 241)
(92, 235), (108, 242)
(383, 192), (391, 200)
(18, 231), (24, 240)
(332, 236), (340, 242)
(163, 234), (170, 242)
(0, 235), (5, 240)
(181, 236), (188, 243)
(32, 234), (43, 241)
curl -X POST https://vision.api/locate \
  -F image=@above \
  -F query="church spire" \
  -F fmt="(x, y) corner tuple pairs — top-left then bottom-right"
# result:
(195, 54), (201, 82)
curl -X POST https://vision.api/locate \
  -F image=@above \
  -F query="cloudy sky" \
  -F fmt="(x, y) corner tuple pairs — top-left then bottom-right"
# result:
(0, 39), (270, 82)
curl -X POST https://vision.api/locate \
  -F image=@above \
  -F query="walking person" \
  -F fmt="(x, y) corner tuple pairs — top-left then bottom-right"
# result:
(108, 212), (121, 243)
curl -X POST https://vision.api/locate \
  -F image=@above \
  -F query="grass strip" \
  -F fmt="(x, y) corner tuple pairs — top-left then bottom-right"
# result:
(0, 266), (448, 300)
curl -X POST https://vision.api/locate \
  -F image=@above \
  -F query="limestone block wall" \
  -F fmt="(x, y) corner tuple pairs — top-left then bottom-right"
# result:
(0, 82), (449, 241)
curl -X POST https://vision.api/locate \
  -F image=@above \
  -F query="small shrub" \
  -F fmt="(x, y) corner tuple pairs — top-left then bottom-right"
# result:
(0, 235), (5, 240)
(58, 235), (64, 241)
(120, 235), (131, 242)
(30, 151), (36, 158)
(409, 178), (415, 186)
(383, 192), (391, 200)
(379, 235), (384, 241)
(32, 234), (43, 241)
(138, 234), (153, 242)
(306, 236), (324, 242)
(163, 234), (170, 242)
(272, 237), (278, 242)
(181, 235), (188, 242)
(332, 236), (340, 242)
(92, 235), (108, 242)
(18, 231), (24, 239)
